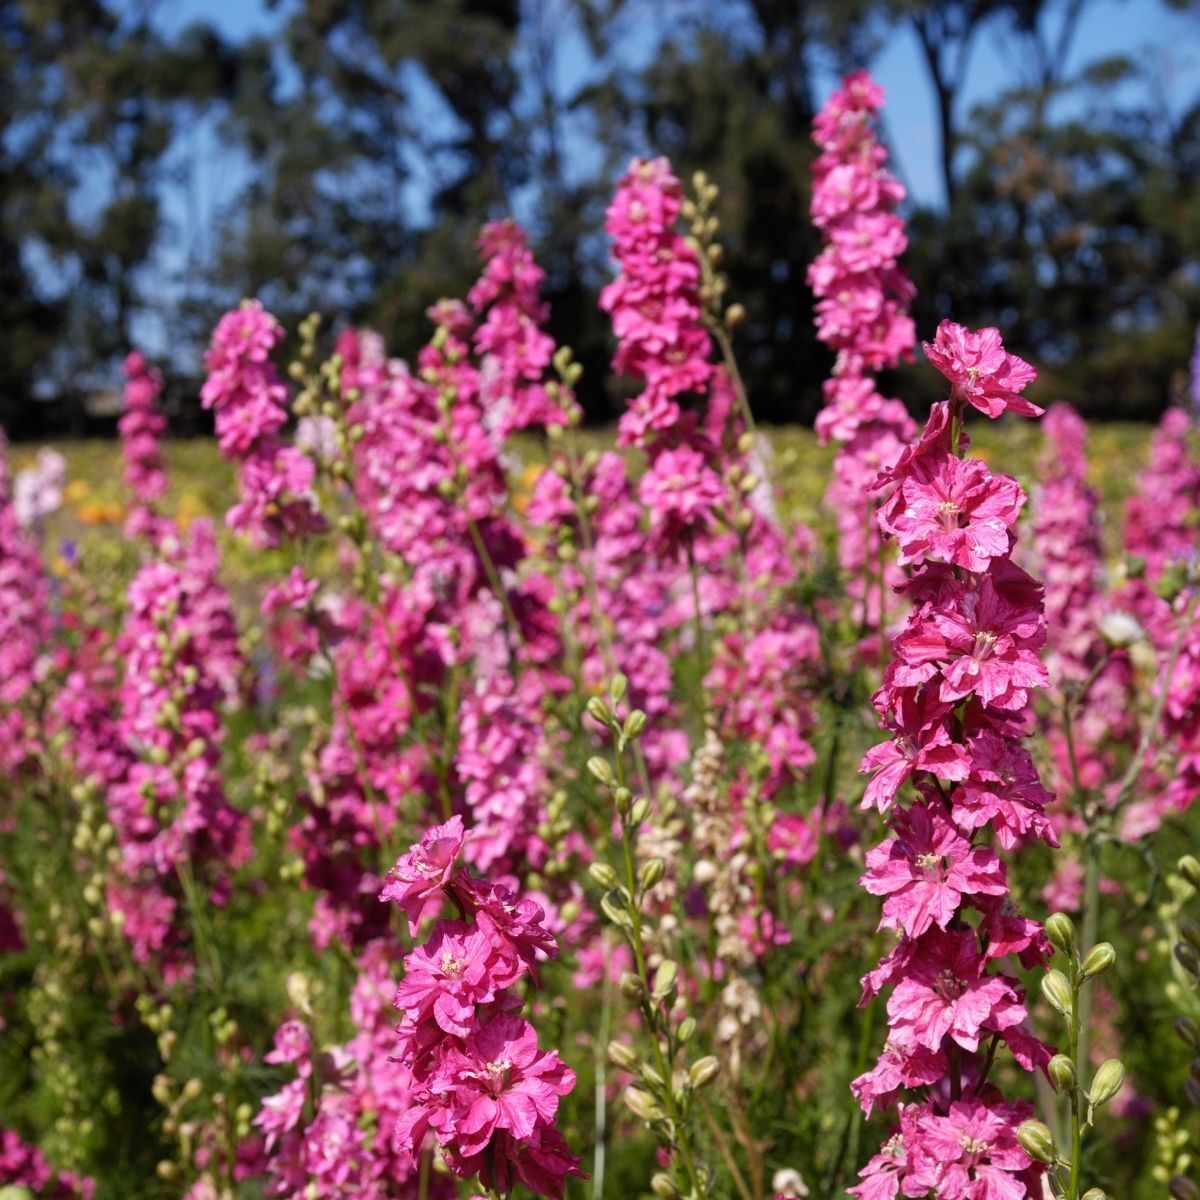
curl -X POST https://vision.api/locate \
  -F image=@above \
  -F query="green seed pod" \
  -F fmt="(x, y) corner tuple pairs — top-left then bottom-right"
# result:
(1089, 1058), (1125, 1107)
(689, 1056), (721, 1089)
(1041, 970), (1074, 1019)
(1016, 1119), (1056, 1165)
(1045, 912), (1077, 957)
(1081, 942), (1116, 979)
(1048, 1053), (1076, 1092)
(1181, 856), (1200, 892)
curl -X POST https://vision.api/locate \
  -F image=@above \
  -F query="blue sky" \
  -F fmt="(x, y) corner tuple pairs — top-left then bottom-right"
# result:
(119, 0), (1196, 356)
(141, 0), (1199, 208)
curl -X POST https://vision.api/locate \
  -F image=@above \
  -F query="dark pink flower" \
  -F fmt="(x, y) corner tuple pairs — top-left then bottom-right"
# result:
(380, 815), (468, 935)
(923, 321), (1041, 418)
(861, 802), (1006, 937)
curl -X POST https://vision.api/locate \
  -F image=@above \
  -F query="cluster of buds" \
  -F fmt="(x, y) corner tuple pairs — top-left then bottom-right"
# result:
(1018, 912), (1123, 1199)
(587, 677), (718, 1200)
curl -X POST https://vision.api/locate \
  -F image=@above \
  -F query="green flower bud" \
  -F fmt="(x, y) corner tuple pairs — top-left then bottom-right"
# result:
(619, 972), (645, 1001)
(1016, 1119), (1056, 1165)
(629, 797), (651, 825)
(1081, 942), (1116, 978)
(1089, 1058), (1125, 1108)
(613, 786), (633, 815)
(586, 697), (611, 726)
(609, 674), (628, 703)
(623, 710), (647, 739)
(1179, 1017), (1200, 1048)
(652, 960), (679, 1000)
(1045, 912), (1077, 957)
(1081, 1190), (1109, 1200)
(624, 1086), (664, 1122)
(677, 1016), (697, 1044)
(651, 1173), (679, 1199)
(600, 893), (634, 930)
(1180, 856), (1200, 892)
(1048, 1053), (1076, 1092)
(689, 1056), (721, 1089)
(1041, 969), (1074, 1019)
(588, 862), (619, 890)
(587, 756), (615, 787)
(640, 859), (666, 890)
(607, 1041), (640, 1072)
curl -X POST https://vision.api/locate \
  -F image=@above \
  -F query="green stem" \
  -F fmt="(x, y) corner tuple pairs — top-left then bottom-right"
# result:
(1076, 851), (1101, 1084)
(1067, 967), (1083, 1200)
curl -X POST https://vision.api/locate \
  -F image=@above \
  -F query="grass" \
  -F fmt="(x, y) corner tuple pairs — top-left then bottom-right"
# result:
(27, 418), (1154, 579)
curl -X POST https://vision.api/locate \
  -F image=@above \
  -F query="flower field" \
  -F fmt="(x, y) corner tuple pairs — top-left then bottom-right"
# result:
(5, 71), (1200, 1200)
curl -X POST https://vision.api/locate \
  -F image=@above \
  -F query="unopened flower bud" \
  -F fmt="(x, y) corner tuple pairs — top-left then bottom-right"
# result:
(1181, 855), (1200, 891)
(1081, 942), (1116, 978)
(629, 797), (651, 825)
(1016, 1120), (1056, 1164)
(1048, 1054), (1076, 1092)
(624, 1086), (664, 1122)
(1178, 941), (1200, 976)
(1089, 1058), (1125, 1107)
(1041, 969), (1074, 1018)
(640, 859), (665, 890)
(1177, 1016), (1200, 1048)
(587, 756), (615, 787)
(652, 960), (679, 1000)
(623, 710), (647, 739)
(1081, 1190), (1109, 1200)
(689, 1056), (720, 1089)
(1170, 1176), (1200, 1200)
(589, 862), (619, 890)
(607, 1041), (640, 1072)
(1045, 912), (1077, 957)
(614, 786), (633, 815)
(651, 1172), (679, 1198)
(619, 972), (645, 1001)
(677, 1016), (697, 1044)
(724, 302), (745, 329)
(586, 696), (611, 726)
